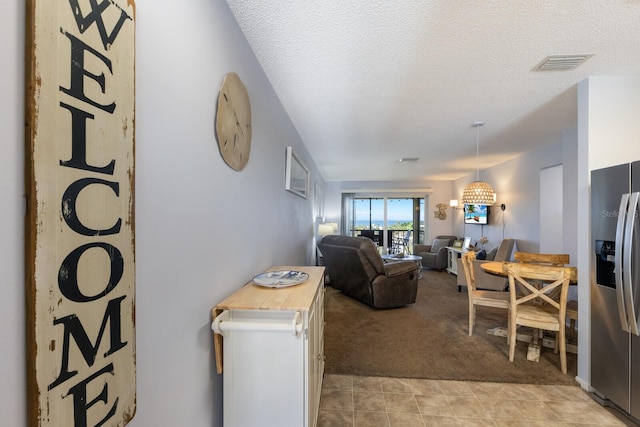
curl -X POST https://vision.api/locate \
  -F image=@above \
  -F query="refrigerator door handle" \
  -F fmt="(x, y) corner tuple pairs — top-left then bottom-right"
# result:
(615, 193), (631, 332)
(623, 192), (640, 336)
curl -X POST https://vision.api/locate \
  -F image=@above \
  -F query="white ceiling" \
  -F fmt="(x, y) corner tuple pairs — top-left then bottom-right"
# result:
(226, 1), (640, 182)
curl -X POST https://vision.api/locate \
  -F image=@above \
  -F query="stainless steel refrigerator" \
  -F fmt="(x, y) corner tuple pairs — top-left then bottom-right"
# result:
(591, 161), (640, 422)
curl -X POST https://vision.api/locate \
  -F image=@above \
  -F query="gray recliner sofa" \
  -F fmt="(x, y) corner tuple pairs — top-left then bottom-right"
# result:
(414, 235), (457, 271)
(456, 238), (516, 291)
(318, 235), (419, 308)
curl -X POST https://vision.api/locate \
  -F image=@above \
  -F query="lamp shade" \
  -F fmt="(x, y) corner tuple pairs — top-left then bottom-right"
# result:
(317, 223), (335, 236)
(462, 181), (495, 205)
(462, 121), (496, 206)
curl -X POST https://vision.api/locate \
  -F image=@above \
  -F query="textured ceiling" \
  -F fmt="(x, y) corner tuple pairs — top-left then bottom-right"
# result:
(226, 1), (640, 182)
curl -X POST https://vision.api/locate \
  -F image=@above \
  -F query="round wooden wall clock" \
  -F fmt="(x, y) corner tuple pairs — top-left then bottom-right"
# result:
(215, 72), (252, 171)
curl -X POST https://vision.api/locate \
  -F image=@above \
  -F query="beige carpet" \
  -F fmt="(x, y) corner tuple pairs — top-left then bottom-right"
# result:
(323, 269), (578, 385)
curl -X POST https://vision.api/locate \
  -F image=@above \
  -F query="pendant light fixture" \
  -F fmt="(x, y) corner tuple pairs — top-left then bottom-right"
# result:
(462, 121), (495, 205)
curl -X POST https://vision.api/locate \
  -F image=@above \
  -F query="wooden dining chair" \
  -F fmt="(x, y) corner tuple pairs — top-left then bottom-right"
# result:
(514, 252), (578, 347)
(566, 299), (578, 342)
(506, 262), (575, 374)
(460, 251), (510, 337)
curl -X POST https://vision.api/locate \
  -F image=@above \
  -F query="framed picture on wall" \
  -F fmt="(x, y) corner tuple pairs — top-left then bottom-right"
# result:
(314, 182), (324, 217)
(285, 146), (309, 198)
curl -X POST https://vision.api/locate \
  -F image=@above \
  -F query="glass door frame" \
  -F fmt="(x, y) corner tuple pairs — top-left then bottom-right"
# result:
(344, 191), (431, 254)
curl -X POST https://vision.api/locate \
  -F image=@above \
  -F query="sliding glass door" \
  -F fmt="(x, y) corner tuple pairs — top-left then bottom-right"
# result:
(352, 198), (384, 245)
(349, 197), (424, 254)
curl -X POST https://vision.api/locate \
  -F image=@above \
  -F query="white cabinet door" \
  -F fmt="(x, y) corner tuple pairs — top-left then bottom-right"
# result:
(306, 283), (324, 427)
(222, 310), (305, 426)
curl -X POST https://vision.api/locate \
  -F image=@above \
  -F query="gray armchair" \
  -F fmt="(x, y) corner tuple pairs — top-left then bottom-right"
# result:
(318, 235), (419, 308)
(456, 238), (516, 291)
(414, 235), (457, 271)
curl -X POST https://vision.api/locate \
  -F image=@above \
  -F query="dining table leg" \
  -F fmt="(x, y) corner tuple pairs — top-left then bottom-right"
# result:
(488, 326), (577, 358)
(526, 328), (542, 362)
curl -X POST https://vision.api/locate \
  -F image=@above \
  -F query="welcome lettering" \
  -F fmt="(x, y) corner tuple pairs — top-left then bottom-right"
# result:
(26, 0), (136, 426)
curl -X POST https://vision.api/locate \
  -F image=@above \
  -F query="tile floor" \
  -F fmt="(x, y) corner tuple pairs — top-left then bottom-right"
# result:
(318, 374), (636, 426)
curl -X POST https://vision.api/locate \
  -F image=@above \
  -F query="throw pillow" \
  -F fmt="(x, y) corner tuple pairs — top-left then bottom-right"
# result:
(430, 238), (450, 253)
(476, 249), (487, 260)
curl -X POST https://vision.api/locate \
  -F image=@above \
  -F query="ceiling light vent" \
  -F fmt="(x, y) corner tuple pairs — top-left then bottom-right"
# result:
(533, 54), (594, 71)
(399, 157), (419, 162)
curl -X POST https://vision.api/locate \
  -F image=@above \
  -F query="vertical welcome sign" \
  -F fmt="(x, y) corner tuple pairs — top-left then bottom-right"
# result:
(25, 0), (136, 426)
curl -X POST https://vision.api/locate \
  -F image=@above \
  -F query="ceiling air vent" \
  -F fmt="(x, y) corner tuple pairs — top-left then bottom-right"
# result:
(533, 54), (594, 71)
(398, 157), (419, 162)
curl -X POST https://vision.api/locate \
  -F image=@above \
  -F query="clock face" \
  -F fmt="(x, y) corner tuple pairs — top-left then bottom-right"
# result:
(215, 72), (252, 171)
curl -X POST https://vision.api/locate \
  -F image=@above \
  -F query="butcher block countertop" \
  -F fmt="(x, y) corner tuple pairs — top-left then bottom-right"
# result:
(214, 266), (325, 312)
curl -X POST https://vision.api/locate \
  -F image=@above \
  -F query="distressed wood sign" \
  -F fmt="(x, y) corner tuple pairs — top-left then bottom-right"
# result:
(25, 0), (136, 426)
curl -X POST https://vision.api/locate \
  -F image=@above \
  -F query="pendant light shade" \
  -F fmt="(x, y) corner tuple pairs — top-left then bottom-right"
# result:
(462, 181), (495, 204)
(462, 122), (495, 205)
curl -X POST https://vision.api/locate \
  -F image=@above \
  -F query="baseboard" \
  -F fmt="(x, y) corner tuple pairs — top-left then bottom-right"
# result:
(574, 375), (591, 391)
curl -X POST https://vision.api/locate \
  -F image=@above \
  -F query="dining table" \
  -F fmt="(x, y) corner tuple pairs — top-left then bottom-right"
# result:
(479, 261), (578, 282)
(479, 261), (579, 361)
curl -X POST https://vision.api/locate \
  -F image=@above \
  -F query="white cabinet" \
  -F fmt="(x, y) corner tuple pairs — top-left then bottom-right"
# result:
(446, 247), (465, 275)
(306, 280), (324, 426)
(212, 266), (325, 427)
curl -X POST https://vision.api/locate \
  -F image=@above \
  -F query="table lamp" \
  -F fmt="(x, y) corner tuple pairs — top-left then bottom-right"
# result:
(317, 223), (335, 237)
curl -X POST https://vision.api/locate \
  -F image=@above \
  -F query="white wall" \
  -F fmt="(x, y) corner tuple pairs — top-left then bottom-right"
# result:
(540, 165), (563, 254)
(562, 127), (579, 274)
(0, 1), (323, 425)
(584, 77), (640, 171)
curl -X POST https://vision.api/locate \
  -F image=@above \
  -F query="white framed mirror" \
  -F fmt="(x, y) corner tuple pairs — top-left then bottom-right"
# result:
(285, 146), (309, 199)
